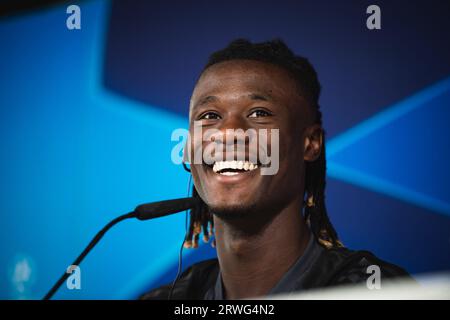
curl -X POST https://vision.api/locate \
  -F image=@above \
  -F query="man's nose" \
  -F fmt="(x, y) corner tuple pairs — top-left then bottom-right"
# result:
(215, 114), (249, 145)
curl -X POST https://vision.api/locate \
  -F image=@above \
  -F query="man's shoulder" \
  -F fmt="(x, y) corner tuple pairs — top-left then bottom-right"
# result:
(304, 245), (412, 288)
(139, 258), (219, 300)
(139, 246), (412, 299)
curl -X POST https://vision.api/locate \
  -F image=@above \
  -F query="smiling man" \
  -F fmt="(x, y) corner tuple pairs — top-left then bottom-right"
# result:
(141, 39), (410, 300)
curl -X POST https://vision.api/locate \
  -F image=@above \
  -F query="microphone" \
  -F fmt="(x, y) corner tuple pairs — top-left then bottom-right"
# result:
(43, 197), (200, 300)
(135, 197), (200, 220)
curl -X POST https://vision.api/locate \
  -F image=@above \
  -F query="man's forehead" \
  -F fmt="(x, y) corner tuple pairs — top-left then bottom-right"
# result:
(195, 60), (296, 89)
(191, 62), (299, 104)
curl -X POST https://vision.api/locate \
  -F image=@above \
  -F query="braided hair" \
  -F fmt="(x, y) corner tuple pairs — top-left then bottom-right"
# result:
(184, 39), (343, 249)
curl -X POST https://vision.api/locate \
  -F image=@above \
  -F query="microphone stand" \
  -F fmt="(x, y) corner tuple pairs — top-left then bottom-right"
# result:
(43, 212), (136, 300)
(43, 197), (199, 300)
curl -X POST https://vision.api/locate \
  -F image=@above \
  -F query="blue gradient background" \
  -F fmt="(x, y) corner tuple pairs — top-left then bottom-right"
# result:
(0, 0), (449, 299)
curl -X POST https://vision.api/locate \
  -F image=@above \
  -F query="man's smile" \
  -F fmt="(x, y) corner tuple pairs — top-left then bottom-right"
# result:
(212, 160), (259, 175)
(202, 160), (261, 184)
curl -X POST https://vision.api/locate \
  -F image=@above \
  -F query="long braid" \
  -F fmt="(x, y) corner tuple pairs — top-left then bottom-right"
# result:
(183, 186), (215, 248)
(303, 110), (342, 248)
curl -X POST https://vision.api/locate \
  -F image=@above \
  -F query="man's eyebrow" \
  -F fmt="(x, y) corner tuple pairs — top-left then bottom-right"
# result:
(248, 93), (272, 102)
(193, 95), (219, 110)
(192, 92), (273, 110)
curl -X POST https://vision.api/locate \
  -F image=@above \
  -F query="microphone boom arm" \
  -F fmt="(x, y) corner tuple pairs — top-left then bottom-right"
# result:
(43, 197), (199, 300)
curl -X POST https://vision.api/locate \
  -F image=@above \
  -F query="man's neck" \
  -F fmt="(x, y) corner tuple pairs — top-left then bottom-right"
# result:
(214, 198), (311, 299)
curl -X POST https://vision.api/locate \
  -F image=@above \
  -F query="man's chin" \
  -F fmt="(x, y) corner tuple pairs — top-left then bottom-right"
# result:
(208, 202), (258, 221)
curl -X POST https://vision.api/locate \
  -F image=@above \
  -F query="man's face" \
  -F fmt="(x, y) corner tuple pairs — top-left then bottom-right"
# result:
(188, 59), (316, 218)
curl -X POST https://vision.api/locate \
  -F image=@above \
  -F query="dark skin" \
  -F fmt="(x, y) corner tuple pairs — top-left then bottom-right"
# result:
(188, 59), (323, 299)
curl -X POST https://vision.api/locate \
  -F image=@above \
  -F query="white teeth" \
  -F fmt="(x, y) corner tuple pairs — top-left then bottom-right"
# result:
(212, 160), (259, 174)
(220, 171), (239, 176)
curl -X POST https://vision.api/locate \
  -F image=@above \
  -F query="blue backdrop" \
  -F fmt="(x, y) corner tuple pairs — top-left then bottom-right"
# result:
(0, 0), (449, 299)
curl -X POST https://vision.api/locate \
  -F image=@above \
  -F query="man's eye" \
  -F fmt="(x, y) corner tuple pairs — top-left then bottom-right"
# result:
(199, 112), (221, 120)
(248, 109), (272, 118)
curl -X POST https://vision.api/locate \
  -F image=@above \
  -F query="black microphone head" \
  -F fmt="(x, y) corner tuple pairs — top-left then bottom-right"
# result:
(134, 197), (201, 220)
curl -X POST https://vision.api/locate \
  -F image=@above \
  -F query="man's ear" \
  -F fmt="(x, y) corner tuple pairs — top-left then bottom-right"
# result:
(303, 124), (323, 162)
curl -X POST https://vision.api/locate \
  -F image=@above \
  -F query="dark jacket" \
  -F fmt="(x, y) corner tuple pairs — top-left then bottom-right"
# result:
(140, 244), (411, 300)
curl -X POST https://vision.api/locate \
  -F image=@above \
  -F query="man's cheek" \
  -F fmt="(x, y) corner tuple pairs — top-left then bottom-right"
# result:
(191, 166), (202, 189)
(260, 129), (281, 176)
